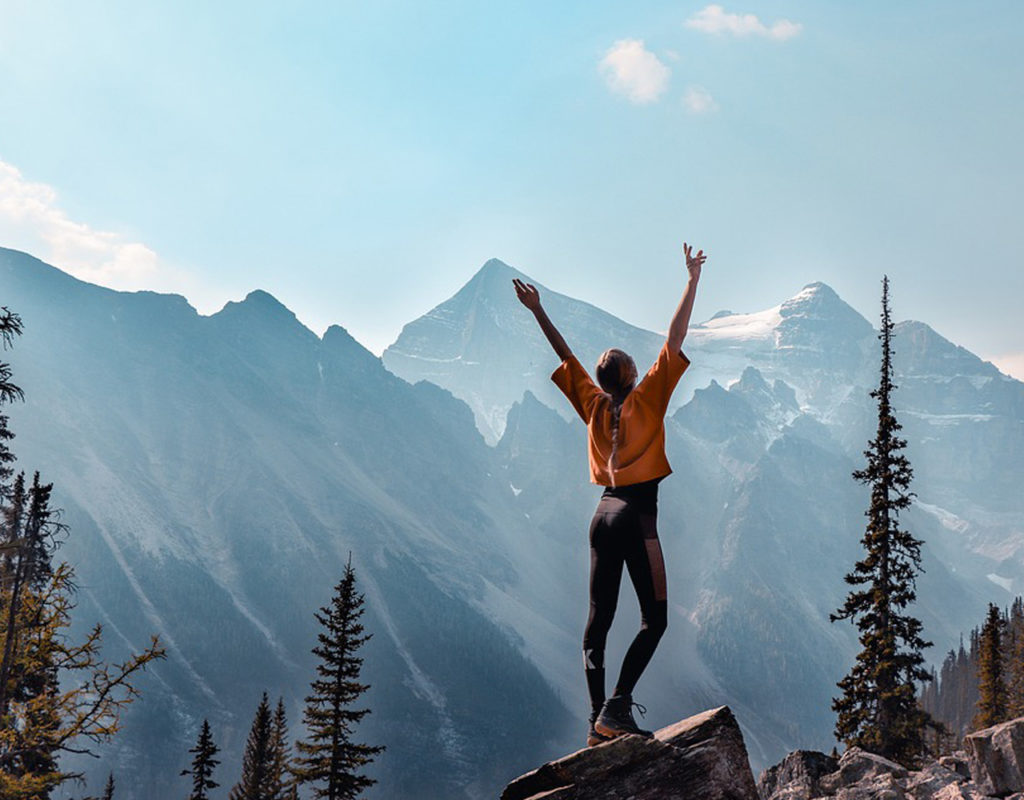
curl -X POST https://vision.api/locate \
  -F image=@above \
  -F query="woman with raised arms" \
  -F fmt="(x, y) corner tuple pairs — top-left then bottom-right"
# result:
(513, 242), (705, 745)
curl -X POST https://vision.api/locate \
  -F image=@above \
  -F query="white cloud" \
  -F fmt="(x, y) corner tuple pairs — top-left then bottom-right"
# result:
(987, 352), (1024, 382)
(683, 85), (718, 114)
(599, 39), (670, 104)
(0, 161), (162, 287)
(0, 159), (218, 309)
(685, 4), (802, 41)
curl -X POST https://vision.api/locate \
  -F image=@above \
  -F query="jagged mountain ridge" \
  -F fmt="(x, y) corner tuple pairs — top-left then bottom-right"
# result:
(2, 248), (1023, 797)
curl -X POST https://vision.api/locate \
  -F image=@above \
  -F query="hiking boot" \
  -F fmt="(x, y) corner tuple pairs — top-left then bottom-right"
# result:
(587, 711), (614, 747)
(594, 694), (653, 738)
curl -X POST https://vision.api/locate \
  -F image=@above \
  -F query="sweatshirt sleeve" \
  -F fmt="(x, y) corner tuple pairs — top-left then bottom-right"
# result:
(551, 355), (604, 423)
(630, 341), (690, 420)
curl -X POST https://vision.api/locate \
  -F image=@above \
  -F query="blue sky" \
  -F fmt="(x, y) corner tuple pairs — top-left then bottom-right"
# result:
(1, 1), (1022, 376)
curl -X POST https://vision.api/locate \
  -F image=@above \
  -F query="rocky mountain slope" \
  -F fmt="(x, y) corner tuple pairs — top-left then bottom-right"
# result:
(0, 248), (569, 798)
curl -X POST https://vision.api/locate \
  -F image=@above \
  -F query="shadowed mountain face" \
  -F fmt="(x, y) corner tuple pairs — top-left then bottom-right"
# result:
(3, 248), (1024, 797)
(0, 249), (572, 799)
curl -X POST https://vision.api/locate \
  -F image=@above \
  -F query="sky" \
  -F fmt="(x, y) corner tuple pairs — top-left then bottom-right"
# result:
(0, 1), (1022, 377)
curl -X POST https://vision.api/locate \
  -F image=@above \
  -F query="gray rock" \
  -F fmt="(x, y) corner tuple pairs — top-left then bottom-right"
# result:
(819, 748), (909, 794)
(833, 772), (905, 800)
(905, 763), (966, 800)
(939, 754), (972, 781)
(759, 750), (838, 799)
(966, 716), (1024, 796)
(500, 706), (759, 800)
(931, 783), (996, 799)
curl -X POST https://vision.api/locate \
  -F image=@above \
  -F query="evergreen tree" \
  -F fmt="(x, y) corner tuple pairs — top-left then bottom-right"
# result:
(102, 771), (115, 800)
(231, 692), (276, 800)
(293, 554), (384, 800)
(181, 719), (220, 800)
(0, 306), (23, 499)
(269, 697), (293, 800)
(974, 603), (1007, 729)
(831, 276), (933, 765)
(1006, 599), (1024, 717)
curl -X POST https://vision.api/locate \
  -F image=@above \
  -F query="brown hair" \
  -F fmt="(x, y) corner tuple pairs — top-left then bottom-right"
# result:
(595, 349), (636, 487)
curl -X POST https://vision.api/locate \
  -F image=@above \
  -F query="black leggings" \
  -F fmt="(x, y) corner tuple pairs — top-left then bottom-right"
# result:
(583, 493), (668, 712)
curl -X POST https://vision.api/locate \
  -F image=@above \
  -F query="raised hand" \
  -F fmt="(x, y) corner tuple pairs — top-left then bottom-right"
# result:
(513, 278), (542, 311)
(683, 242), (706, 279)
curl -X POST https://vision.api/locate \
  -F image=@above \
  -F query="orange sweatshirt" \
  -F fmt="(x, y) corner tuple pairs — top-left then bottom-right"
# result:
(551, 341), (690, 487)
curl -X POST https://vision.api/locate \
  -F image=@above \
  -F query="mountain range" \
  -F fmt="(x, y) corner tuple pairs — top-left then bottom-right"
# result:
(1, 247), (1022, 798)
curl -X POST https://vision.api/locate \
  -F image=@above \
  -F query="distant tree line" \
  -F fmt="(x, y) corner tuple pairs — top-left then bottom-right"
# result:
(920, 598), (1024, 748)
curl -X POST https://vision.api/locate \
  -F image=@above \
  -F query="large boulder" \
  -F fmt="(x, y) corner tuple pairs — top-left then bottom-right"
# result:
(758, 750), (838, 800)
(904, 763), (967, 800)
(966, 717), (1024, 797)
(500, 706), (758, 800)
(819, 748), (909, 795)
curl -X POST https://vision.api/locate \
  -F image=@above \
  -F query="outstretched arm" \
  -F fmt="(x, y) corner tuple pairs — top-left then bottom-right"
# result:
(513, 279), (573, 362)
(666, 242), (706, 353)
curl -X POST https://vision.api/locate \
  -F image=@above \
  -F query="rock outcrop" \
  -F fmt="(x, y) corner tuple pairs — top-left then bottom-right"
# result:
(501, 713), (1024, 800)
(966, 717), (1024, 797)
(500, 706), (758, 800)
(757, 751), (838, 799)
(757, 716), (1024, 800)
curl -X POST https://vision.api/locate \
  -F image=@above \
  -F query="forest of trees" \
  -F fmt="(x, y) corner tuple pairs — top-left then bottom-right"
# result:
(921, 597), (1024, 747)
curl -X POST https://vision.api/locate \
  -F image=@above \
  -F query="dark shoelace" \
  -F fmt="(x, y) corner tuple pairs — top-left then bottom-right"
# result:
(632, 701), (647, 718)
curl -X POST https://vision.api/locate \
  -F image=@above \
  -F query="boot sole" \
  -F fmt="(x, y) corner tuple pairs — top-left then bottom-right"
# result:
(594, 720), (630, 738)
(594, 720), (652, 738)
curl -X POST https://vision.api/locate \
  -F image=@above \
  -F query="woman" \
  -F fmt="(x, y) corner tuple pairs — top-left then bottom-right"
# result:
(513, 243), (705, 746)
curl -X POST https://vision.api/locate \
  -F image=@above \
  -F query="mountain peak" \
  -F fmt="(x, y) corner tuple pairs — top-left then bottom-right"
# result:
(217, 289), (297, 321)
(480, 257), (512, 274)
(777, 281), (874, 343)
(782, 282), (841, 308)
(241, 288), (290, 310)
(470, 257), (532, 289)
(211, 289), (316, 342)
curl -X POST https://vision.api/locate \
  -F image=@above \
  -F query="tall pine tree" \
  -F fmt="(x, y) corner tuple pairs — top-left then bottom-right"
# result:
(1007, 598), (1024, 717)
(293, 554), (383, 800)
(269, 697), (293, 800)
(974, 603), (1007, 729)
(181, 719), (220, 800)
(831, 276), (932, 765)
(231, 692), (276, 800)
